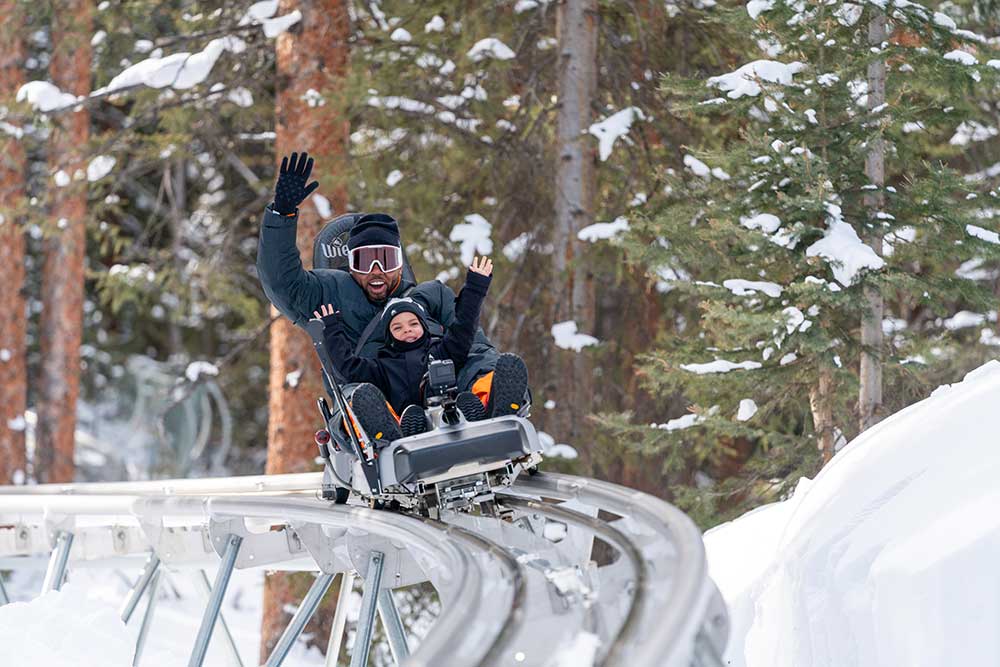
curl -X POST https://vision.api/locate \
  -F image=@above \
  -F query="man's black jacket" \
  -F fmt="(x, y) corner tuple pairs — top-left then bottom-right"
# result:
(321, 271), (491, 413)
(256, 206), (499, 390)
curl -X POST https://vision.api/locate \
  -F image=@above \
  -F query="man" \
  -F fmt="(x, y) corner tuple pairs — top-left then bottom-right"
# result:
(257, 151), (520, 404)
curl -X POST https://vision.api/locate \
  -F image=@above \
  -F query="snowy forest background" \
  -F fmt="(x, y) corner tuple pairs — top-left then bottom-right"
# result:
(3, 0), (1000, 655)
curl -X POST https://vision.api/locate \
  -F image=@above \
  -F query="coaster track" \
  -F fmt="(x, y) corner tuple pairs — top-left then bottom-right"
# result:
(0, 472), (728, 667)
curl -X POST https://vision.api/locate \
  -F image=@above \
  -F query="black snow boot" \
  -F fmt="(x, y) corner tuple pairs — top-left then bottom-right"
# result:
(485, 353), (529, 418)
(400, 404), (431, 437)
(456, 391), (487, 422)
(350, 383), (402, 445)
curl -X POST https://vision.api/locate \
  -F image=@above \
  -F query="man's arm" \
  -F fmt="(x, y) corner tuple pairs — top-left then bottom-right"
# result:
(257, 208), (328, 326)
(256, 151), (327, 326)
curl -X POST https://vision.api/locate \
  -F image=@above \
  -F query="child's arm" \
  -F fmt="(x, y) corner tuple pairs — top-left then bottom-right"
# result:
(432, 257), (492, 366)
(313, 304), (387, 387)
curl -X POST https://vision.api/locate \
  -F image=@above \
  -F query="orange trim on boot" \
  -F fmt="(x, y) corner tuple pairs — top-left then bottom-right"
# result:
(471, 371), (494, 407)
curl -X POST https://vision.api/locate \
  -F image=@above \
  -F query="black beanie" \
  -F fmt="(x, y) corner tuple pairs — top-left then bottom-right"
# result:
(347, 213), (401, 250)
(381, 298), (430, 348)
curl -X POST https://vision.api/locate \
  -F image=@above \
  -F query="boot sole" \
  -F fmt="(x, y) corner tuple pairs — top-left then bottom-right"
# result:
(489, 354), (529, 418)
(351, 384), (402, 444)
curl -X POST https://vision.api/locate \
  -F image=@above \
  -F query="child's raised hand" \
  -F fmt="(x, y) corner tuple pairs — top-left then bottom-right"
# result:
(312, 303), (339, 320)
(470, 256), (493, 277)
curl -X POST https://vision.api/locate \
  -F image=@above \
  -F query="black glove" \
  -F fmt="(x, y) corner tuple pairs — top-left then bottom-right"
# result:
(272, 151), (319, 215)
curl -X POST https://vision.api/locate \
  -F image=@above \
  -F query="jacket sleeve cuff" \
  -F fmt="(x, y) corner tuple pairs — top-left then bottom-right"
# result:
(263, 205), (298, 228)
(464, 271), (492, 293)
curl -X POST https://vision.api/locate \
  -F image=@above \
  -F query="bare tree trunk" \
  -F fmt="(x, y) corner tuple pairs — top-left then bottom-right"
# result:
(550, 0), (598, 447)
(37, 3), (91, 484)
(810, 365), (836, 463)
(859, 10), (886, 433)
(0, 4), (28, 484)
(260, 0), (350, 660)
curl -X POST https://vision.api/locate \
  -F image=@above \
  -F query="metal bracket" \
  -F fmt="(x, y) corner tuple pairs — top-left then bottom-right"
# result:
(207, 516), (307, 569)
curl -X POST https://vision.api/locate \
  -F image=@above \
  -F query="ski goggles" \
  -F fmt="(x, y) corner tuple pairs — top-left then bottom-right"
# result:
(349, 244), (403, 274)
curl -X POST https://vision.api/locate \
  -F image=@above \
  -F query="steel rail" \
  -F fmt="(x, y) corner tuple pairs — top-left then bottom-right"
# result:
(410, 516), (527, 667)
(143, 495), (513, 667)
(510, 472), (724, 667)
(498, 495), (647, 666)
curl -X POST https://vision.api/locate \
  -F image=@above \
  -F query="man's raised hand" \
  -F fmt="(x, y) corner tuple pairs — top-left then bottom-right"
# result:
(470, 256), (493, 277)
(272, 151), (320, 215)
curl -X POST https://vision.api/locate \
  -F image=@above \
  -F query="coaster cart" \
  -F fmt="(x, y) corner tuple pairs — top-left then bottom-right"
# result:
(306, 215), (544, 516)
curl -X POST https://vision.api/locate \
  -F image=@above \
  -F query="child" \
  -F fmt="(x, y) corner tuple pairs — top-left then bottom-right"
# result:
(314, 256), (526, 443)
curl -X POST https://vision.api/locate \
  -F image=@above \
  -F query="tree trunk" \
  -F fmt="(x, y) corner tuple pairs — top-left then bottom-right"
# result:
(550, 0), (598, 448)
(260, 0), (350, 660)
(0, 4), (28, 485)
(859, 9), (886, 433)
(37, 3), (91, 484)
(810, 365), (836, 463)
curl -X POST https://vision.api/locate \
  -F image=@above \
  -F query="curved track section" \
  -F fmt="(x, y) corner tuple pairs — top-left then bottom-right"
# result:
(0, 472), (728, 667)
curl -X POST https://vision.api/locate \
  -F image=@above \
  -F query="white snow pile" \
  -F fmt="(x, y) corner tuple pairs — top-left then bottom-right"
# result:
(680, 359), (762, 374)
(722, 279), (782, 298)
(551, 320), (599, 352)
(16, 80), (80, 112)
(736, 398), (757, 421)
(966, 223), (1000, 244)
(94, 36), (247, 95)
(87, 155), (116, 182)
(588, 107), (645, 161)
(740, 212), (782, 234)
(707, 60), (806, 99)
(0, 584), (135, 666)
(185, 360), (219, 382)
(578, 216), (629, 242)
(449, 214), (494, 265)
(467, 38), (516, 62)
(805, 203), (885, 286)
(705, 359), (1000, 667)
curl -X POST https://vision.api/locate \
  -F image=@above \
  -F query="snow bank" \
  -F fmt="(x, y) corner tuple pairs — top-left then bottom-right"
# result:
(706, 359), (1000, 667)
(0, 584), (135, 666)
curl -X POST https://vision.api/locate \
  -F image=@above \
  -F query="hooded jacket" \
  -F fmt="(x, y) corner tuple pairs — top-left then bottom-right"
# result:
(321, 270), (492, 414)
(256, 206), (499, 390)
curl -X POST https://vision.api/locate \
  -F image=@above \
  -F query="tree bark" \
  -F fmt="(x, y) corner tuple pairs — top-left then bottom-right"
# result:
(0, 3), (28, 484)
(810, 365), (836, 463)
(550, 0), (598, 447)
(859, 9), (886, 433)
(260, 0), (350, 660)
(37, 3), (91, 484)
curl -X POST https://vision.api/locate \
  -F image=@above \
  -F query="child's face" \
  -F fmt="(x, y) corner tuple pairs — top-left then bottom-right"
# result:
(389, 312), (424, 343)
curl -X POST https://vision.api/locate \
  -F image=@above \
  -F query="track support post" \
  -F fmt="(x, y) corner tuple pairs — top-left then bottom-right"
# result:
(264, 572), (336, 667)
(325, 571), (356, 666)
(188, 534), (242, 667)
(121, 552), (161, 623)
(132, 570), (161, 666)
(377, 588), (410, 663)
(350, 551), (385, 667)
(41, 530), (74, 593)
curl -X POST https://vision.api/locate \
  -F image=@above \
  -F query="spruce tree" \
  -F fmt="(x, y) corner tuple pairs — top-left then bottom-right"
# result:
(615, 0), (1000, 525)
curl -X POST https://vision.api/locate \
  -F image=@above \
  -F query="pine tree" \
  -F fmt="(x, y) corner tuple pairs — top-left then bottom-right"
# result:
(615, 0), (1000, 525)
(0, 1), (29, 485)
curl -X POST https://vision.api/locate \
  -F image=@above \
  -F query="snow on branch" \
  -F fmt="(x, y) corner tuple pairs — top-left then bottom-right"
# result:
(707, 60), (806, 100)
(467, 38), (516, 62)
(805, 203), (885, 286)
(588, 107), (645, 161)
(578, 216), (629, 242)
(680, 359), (763, 374)
(551, 321), (599, 352)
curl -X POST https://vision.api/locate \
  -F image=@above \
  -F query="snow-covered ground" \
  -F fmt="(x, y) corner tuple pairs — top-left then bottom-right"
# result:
(0, 566), (331, 666)
(706, 359), (1000, 667)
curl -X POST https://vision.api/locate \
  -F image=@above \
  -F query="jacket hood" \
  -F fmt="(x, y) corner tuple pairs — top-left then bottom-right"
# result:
(381, 297), (431, 350)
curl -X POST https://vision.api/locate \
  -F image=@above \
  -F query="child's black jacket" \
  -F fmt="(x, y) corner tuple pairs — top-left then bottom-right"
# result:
(322, 270), (491, 414)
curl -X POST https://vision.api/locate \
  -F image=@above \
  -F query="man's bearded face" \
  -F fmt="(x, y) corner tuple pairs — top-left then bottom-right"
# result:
(351, 266), (402, 303)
